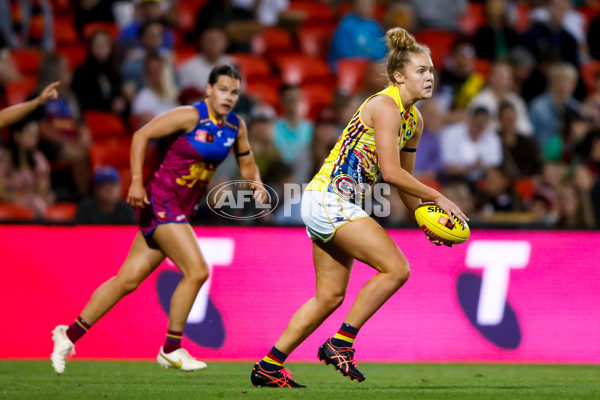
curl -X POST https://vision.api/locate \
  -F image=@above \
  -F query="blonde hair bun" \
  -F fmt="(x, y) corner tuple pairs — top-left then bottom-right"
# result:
(385, 27), (416, 52)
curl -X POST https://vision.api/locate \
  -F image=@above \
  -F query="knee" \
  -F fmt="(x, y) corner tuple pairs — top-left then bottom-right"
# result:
(389, 261), (410, 288)
(317, 290), (345, 314)
(183, 265), (209, 286)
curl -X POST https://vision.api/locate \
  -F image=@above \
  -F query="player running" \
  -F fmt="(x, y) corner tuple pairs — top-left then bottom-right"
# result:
(51, 65), (266, 374)
(251, 27), (468, 388)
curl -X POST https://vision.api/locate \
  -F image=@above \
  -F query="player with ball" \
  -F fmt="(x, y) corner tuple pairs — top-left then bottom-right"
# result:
(251, 27), (469, 388)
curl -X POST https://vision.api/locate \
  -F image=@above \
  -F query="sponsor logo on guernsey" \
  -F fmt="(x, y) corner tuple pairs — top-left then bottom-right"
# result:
(176, 214), (186, 221)
(195, 129), (214, 143)
(224, 138), (235, 147)
(157, 211), (166, 219)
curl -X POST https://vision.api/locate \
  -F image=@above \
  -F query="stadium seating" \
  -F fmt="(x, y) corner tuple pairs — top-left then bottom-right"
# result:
(0, 203), (35, 221)
(89, 137), (132, 170)
(244, 80), (280, 108)
(271, 54), (334, 86)
(5, 78), (36, 106)
(413, 30), (458, 69)
(459, 2), (485, 36)
(82, 22), (120, 39)
(84, 111), (128, 142)
(252, 27), (296, 59)
(10, 48), (42, 77)
(298, 25), (336, 58)
(300, 83), (335, 120)
(176, 0), (207, 36)
(54, 17), (79, 45)
(45, 202), (77, 222)
(288, 1), (336, 26)
(57, 43), (87, 69)
(337, 58), (370, 95)
(582, 60), (600, 95)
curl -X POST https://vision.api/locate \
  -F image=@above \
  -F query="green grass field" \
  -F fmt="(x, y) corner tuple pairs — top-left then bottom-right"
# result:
(2, 361), (599, 400)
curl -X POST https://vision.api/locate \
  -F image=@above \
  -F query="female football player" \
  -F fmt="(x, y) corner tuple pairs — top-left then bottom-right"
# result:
(251, 27), (469, 388)
(51, 65), (266, 374)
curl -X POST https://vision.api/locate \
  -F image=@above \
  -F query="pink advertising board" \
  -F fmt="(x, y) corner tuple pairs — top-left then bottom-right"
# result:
(1, 225), (599, 362)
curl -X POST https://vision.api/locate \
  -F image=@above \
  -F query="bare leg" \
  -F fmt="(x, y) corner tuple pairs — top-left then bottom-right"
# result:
(273, 216), (409, 354)
(332, 217), (410, 329)
(274, 240), (353, 355)
(152, 223), (209, 332)
(79, 232), (166, 325)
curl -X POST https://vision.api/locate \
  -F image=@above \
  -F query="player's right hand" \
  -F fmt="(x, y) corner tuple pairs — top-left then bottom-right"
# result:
(432, 194), (469, 225)
(37, 81), (59, 104)
(127, 182), (150, 208)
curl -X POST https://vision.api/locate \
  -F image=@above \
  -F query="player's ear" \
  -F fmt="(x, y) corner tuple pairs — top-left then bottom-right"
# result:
(393, 71), (405, 85)
(205, 84), (213, 97)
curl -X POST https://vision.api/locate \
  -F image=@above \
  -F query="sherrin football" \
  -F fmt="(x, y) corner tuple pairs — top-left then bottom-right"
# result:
(415, 203), (470, 245)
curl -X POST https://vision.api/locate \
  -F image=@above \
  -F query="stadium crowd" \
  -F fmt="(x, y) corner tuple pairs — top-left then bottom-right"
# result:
(0, 0), (599, 229)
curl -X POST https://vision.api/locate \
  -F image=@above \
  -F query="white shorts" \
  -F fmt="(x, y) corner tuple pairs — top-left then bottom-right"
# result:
(301, 190), (368, 242)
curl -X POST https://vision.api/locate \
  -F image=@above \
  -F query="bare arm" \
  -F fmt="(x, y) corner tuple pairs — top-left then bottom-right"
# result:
(397, 109), (425, 214)
(233, 118), (267, 203)
(0, 82), (59, 129)
(127, 105), (199, 208)
(367, 95), (468, 223)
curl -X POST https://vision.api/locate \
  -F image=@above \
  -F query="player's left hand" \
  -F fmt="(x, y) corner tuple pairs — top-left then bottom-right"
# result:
(423, 230), (453, 247)
(37, 81), (59, 105)
(251, 181), (268, 204)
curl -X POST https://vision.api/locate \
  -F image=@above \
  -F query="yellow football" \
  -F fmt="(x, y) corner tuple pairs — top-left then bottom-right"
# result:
(414, 203), (470, 245)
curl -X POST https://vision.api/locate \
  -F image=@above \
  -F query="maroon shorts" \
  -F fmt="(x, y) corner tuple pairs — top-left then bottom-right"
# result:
(137, 193), (190, 237)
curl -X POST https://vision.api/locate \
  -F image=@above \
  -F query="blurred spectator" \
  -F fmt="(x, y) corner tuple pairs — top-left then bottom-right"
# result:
(383, 1), (416, 31)
(440, 107), (503, 184)
(263, 160), (303, 226)
(177, 86), (204, 106)
(74, 166), (137, 224)
(274, 84), (313, 184)
(521, 0), (579, 67)
(328, 0), (386, 72)
(529, 62), (581, 160)
(472, 0), (519, 60)
(310, 108), (340, 178)
(117, 0), (174, 55)
(497, 101), (543, 178)
(32, 54), (92, 199)
(520, 0), (587, 99)
(581, 69), (600, 128)
(530, 0), (587, 52)
(247, 114), (282, 176)
(0, 39), (21, 98)
(468, 61), (533, 135)
(476, 166), (521, 214)
(131, 53), (178, 128)
(74, 0), (117, 36)
(121, 19), (174, 92)
(193, 0), (262, 53)
(72, 29), (127, 115)
(178, 28), (232, 93)
(587, 11), (600, 60)
(358, 61), (388, 100)
(414, 99), (443, 180)
(0, 0), (54, 51)
(555, 176), (595, 229)
(436, 39), (485, 121)
(232, 0), (297, 28)
(4, 115), (54, 218)
(507, 46), (544, 103)
(408, 0), (467, 31)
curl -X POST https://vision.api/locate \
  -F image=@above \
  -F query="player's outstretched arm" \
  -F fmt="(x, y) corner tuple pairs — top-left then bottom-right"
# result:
(0, 81), (59, 129)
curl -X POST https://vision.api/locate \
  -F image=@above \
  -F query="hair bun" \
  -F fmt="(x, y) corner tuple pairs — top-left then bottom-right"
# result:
(385, 27), (416, 51)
